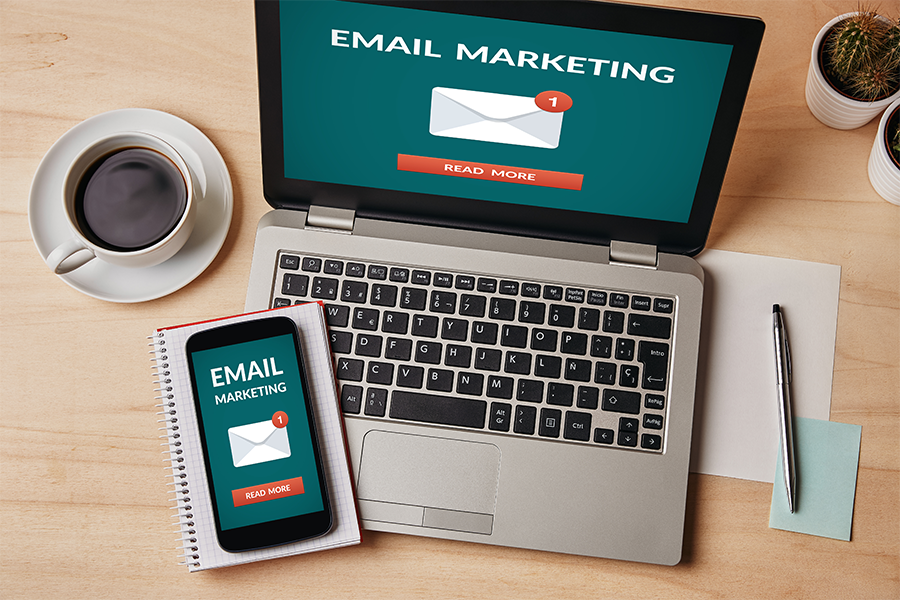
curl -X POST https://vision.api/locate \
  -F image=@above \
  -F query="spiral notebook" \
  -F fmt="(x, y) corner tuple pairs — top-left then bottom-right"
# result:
(151, 302), (361, 571)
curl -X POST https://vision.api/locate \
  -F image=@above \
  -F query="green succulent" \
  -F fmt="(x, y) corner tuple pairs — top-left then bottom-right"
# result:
(825, 11), (900, 101)
(892, 120), (900, 161)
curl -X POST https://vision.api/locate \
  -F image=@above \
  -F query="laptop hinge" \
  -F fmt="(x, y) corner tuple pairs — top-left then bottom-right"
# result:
(609, 240), (658, 269)
(305, 205), (355, 233)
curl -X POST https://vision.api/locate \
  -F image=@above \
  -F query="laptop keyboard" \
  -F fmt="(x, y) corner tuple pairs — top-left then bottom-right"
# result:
(271, 251), (673, 453)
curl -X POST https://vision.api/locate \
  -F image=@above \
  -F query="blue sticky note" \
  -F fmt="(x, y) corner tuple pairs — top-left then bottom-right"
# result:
(769, 417), (862, 540)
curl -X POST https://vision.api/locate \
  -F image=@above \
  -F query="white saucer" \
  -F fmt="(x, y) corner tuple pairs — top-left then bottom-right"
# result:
(28, 108), (233, 303)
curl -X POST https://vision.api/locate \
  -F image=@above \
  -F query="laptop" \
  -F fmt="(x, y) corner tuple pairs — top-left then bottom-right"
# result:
(246, 0), (763, 565)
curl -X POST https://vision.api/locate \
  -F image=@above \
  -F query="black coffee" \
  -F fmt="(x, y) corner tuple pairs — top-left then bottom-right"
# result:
(75, 147), (187, 251)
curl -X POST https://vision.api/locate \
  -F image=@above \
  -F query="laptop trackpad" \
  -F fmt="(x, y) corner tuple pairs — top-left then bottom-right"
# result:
(357, 430), (501, 535)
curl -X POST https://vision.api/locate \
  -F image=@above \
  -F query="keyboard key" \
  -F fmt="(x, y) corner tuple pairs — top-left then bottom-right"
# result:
(384, 338), (412, 361)
(474, 348), (502, 371)
(324, 259), (343, 275)
(444, 344), (471, 367)
(517, 379), (544, 403)
(352, 307), (379, 330)
(273, 298), (291, 307)
(490, 298), (516, 320)
(346, 262), (366, 277)
(329, 331), (352, 354)
(366, 362), (393, 385)
(587, 290), (607, 306)
(641, 434), (662, 450)
(324, 304), (349, 327)
(477, 277), (497, 293)
(441, 318), (468, 341)
(618, 431), (638, 447)
(560, 332), (588, 355)
(645, 394), (666, 410)
(280, 254), (300, 270)
(430, 290), (457, 313)
(603, 310), (625, 333)
(311, 277), (339, 300)
(488, 402), (512, 432)
(396, 365), (424, 388)
(400, 287), (427, 311)
(578, 308), (601, 331)
(548, 305), (575, 328)
(411, 270), (431, 285)
(631, 295), (652, 311)
(576, 386), (599, 409)
(564, 358), (592, 382)
(534, 355), (562, 378)
(547, 382), (574, 406)
(530, 329), (558, 352)
(615, 338), (635, 361)
(591, 335), (612, 358)
(521, 283), (541, 297)
(514, 405), (537, 435)
(381, 311), (409, 334)
(390, 391), (486, 429)
(619, 364), (639, 388)
(389, 267), (409, 282)
(653, 297), (674, 313)
(487, 375), (514, 399)
(415, 341), (442, 364)
(504, 351), (531, 375)
(565, 288), (585, 303)
(543, 285), (563, 301)
(594, 428), (614, 444)
(411, 314), (438, 337)
(501, 325), (528, 348)
(643, 414), (664, 430)
(459, 294), (486, 317)
(426, 368), (454, 392)
(433, 273), (453, 287)
(367, 265), (388, 280)
(364, 388), (387, 417)
(336, 357), (363, 381)
(340, 385), (362, 414)
(564, 411), (592, 441)
(456, 372), (484, 395)
(639, 341), (670, 391)
(455, 275), (475, 290)
(301, 257), (321, 272)
(471, 322), (498, 345)
(628, 314), (672, 339)
(499, 280), (519, 295)
(594, 362), (616, 384)
(539, 408), (562, 438)
(619, 417), (639, 433)
(342, 280), (368, 302)
(370, 284), (397, 307)
(282, 273), (308, 296)
(601, 389), (641, 414)
(518, 301), (545, 324)
(609, 293), (629, 308)
(355, 334), (382, 357)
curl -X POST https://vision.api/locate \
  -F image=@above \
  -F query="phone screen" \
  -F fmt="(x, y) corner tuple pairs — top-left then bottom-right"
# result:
(186, 317), (332, 551)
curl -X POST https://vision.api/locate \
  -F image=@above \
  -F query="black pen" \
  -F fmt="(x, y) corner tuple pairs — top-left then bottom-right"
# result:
(772, 304), (796, 513)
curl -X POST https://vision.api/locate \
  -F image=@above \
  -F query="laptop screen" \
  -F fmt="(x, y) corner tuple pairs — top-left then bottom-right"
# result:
(257, 1), (764, 255)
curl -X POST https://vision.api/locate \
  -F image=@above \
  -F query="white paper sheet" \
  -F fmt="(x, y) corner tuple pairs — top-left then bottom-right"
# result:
(690, 250), (841, 483)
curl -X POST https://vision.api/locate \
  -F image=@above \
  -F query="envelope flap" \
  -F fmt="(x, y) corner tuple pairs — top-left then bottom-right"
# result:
(434, 87), (542, 120)
(229, 420), (277, 445)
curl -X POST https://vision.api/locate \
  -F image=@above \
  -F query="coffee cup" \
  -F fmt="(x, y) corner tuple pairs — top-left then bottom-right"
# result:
(46, 132), (196, 274)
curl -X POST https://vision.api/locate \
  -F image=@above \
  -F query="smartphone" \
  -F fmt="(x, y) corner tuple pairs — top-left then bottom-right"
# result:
(185, 316), (332, 552)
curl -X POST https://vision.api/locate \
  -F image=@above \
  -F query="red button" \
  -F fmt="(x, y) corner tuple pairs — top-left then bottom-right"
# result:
(231, 476), (305, 507)
(397, 154), (583, 191)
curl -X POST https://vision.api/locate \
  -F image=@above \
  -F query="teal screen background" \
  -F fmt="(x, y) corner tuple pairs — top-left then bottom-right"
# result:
(280, 1), (733, 223)
(190, 334), (324, 531)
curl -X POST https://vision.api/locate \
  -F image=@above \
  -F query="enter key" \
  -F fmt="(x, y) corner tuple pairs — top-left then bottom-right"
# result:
(638, 341), (669, 391)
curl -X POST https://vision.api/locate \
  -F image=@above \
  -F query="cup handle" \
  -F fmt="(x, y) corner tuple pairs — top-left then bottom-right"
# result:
(46, 238), (95, 274)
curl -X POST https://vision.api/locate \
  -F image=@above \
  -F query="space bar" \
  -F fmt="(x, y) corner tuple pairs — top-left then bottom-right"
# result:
(389, 391), (487, 429)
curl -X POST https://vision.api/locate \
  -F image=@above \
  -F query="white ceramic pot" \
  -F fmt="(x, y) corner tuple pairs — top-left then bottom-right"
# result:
(868, 98), (900, 205)
(805, 13), (900, 130)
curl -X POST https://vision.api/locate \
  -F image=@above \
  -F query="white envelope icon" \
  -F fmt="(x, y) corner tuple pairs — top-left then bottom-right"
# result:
(227, 420), (291, 468)
(429, 87), (563, 149)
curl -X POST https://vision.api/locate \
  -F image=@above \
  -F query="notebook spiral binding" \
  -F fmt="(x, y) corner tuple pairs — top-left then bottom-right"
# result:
(150, 332), (201, 568)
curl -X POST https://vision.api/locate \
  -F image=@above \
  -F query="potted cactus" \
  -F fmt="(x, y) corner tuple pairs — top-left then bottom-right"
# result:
(806, 9), (900, 129)
(868, 98), (900, 204)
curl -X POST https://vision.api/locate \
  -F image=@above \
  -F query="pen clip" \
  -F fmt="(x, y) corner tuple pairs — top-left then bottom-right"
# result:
(782, 311), (792, 385)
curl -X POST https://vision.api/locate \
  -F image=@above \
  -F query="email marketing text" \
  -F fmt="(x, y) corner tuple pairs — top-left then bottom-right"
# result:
(211, 357), (288, 405)
(331, 30), (676, 84)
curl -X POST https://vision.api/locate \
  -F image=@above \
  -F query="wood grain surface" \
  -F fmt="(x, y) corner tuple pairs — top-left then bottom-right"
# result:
(1, 1), (897, 598)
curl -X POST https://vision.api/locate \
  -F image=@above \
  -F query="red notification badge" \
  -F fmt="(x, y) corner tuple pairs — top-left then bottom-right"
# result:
(535, 91), (573, 113)
(272, 411), (288, 428)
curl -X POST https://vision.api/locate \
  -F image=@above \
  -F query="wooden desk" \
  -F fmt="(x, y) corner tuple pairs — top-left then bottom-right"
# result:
(1, 1), (897, 597)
